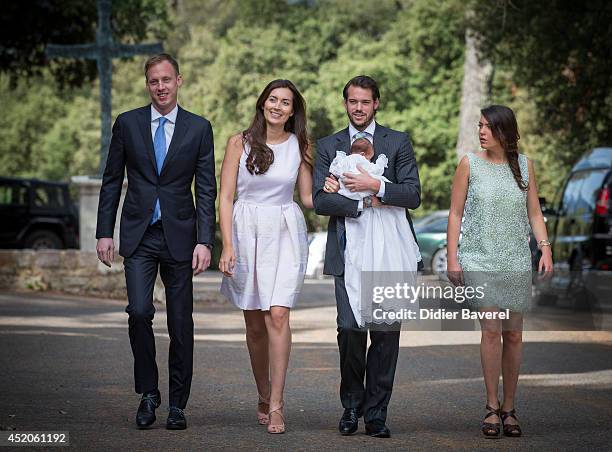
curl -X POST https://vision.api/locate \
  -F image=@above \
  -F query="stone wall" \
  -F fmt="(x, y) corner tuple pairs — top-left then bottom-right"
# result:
(0, 250), (226, 304)
(0, 250), (128, 299)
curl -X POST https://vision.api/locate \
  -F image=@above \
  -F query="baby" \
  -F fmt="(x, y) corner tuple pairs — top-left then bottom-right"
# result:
(347, 137), (376, 163)
(329, 138), (389, 201)
(328, 138), (421, 326)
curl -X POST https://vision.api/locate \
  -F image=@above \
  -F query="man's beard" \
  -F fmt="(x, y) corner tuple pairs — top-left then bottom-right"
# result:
(348, 110), (376, 130)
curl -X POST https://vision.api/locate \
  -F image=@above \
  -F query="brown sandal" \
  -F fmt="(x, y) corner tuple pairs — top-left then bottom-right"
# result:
(501, 408), (522, 437)
(481, 403), (501, 439)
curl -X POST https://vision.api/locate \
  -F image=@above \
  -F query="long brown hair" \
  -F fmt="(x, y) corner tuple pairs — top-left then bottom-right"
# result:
(481, 105), (528, 191)
(243, 79), (311, 175)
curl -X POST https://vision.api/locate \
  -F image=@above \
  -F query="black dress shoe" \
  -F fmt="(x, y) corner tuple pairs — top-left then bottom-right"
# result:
(136, 390), (161, 429)
(166, 407), (187, 430)
(339, 408), (360, 435)
(365, 422), (391, 438)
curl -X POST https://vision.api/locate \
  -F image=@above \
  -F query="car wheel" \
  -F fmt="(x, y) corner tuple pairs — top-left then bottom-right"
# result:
(431, 247), (447, 273)
(573, 287), (597, 312)
(535, 291), (557, 307)
(24, 230), (63, 249)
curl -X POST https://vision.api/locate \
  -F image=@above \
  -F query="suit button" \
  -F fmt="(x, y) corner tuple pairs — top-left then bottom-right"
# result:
(148, 208), (153, 212)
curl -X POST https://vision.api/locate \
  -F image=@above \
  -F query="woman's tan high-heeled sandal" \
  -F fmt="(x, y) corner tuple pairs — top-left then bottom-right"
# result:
(267, 401), (285, 434)
(257, 393), (270, 425)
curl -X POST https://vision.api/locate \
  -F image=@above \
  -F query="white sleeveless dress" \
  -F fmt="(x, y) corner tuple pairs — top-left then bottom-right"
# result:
(220, 134), (309, 310)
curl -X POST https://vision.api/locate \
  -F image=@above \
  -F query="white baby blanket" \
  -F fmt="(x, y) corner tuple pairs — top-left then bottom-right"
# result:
(329, 151), (420, 326)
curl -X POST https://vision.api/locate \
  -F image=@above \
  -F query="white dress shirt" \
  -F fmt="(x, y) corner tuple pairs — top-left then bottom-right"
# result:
(349, 120), (376, 145)
(150, 104), (178, 219)
(150, 104), (178, 154)
(347, 120), (385, 209)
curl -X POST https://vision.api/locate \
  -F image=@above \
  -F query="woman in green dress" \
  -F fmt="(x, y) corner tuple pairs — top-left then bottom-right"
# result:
(447, 105), (553, 438)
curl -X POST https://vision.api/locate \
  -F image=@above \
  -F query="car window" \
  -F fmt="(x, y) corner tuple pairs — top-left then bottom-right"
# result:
(551, 179), (565, 212)
(0, 183), (27, 206)
(575, 169), (607, 215)
(413, 211), (449, 229)
(413, 217), (432, 229)
(426, 217), (448, 233)
(560, 172), (586, 215)
(32, 186), (65, 208)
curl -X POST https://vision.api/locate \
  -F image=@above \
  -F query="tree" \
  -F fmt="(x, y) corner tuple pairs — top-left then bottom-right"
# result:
(455, 26), (492, 161)
(0, 0), (170, 87)
(2, 0), (469, 221)
(469, 0), (612, 167)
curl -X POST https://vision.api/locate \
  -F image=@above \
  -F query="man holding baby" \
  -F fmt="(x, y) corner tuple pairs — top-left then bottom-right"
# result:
(313, 75), (421, 438)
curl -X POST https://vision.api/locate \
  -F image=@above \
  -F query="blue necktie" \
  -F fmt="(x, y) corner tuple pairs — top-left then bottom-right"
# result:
(352, 131), (372, 142)
(150, 117), (168, 224)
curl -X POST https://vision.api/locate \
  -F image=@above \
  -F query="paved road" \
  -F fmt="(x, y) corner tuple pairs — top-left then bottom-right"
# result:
(1, 285), (611, 451)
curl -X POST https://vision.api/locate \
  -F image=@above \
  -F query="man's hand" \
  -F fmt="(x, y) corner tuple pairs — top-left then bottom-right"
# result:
(96, 238), (115, 268)
(323, 175), (340, 193)
(192, 244), (211, 275)
(371, 196), (383, 208)
(343, 165), (380, 193)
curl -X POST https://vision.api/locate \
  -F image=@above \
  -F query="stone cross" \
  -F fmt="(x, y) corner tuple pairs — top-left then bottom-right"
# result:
(46, 0), (163, 175)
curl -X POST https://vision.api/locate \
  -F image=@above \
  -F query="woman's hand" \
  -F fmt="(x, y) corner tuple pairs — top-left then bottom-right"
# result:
(447, 259), (464, 287)
(324, 175), (340, 193)
(538, 246), (553, 279)
(219, 246), (236, 277)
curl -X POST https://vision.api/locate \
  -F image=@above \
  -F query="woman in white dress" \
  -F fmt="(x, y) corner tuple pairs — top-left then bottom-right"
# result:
(219, 79), (313, 434)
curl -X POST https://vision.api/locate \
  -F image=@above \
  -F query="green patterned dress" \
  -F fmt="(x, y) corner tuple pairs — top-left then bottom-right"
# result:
(458, 153), (532, 313)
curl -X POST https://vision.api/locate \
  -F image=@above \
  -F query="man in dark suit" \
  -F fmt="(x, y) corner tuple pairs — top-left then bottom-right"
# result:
(95, 54), (216, 430)
(313, 75), (420, 438)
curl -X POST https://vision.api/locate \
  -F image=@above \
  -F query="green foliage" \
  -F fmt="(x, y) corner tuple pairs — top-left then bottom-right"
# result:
(1, 0), (467, 222)
(3, 0), (604, 229)
(470, 0), (612, 182)
(0, 0), (171, 87)
(0, 74), (70, 179)
(177, 0), (467, 224)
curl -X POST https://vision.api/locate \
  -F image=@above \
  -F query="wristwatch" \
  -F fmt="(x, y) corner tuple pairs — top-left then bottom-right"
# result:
(363, 196), (373, 209)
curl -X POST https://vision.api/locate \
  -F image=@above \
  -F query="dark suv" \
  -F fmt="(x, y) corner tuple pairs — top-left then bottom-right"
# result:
(0, 177), (79, 249)
(535, 147), (612, 309)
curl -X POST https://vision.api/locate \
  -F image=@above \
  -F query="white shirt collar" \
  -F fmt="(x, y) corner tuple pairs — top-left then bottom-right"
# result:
(151, 104), (178, 123)
(348, 120), (376, 142)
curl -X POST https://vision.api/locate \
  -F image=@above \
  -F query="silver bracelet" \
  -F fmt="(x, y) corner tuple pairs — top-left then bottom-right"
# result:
(538, 239), (551, 248)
